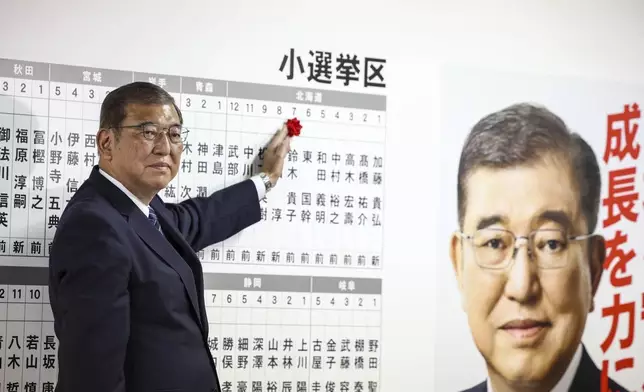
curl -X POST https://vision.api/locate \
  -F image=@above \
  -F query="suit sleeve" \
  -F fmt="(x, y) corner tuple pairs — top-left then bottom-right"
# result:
(49, 209), (131, 392)
(165, 178), (261, 251)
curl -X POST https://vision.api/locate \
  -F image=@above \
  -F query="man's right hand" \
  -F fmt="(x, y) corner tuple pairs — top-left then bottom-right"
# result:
(261, 123), (291, 186)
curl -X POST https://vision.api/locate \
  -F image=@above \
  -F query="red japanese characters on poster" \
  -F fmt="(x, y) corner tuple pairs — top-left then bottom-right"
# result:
(600, 103), (642, 392)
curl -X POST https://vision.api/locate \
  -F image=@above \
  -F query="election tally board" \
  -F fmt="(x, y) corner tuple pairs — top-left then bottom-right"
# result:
(0, 57), (385, 392)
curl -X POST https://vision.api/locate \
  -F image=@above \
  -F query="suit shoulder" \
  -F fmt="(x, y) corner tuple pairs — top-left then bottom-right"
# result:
(58, 184), (122, 228)
(607, 377), (629, 392)
(459, 381), (486, 392)
(56, 199), (114, 232)
(49, 204), (133, 273)
(574, 346), (631, 392)
(51, 195), (129, 256)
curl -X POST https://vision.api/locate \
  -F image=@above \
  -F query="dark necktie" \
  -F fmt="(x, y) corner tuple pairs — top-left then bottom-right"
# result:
(148, 206), (162, 232)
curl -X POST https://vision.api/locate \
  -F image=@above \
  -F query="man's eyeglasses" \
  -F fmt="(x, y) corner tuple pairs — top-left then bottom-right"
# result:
(117, 123), (188, 145)
(457, 228), (595, 270)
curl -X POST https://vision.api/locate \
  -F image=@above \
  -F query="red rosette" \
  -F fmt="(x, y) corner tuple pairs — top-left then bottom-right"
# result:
(286, 118), (302, 137)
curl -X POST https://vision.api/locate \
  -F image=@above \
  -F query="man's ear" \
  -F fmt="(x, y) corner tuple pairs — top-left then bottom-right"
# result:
(588, 235), (606, 313)
(450, 232), (466, 310)
(96, 128), (115, 160)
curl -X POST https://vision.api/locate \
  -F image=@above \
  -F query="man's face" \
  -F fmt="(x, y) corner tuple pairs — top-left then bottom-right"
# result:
(100, 103), (182, 201)
(450, 157), (603, 387)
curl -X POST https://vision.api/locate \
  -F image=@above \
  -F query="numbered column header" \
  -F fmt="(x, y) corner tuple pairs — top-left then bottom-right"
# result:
(0, 57), (387, 111)
(0, 266), (49, 285)
(0, 58), (49, 80)
(312, 276), (382, 295)
(204, 273), (311, 293)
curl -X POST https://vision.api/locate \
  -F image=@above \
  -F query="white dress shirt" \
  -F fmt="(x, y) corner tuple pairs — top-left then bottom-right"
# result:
(98, 168), (266, 218)
(486, 344), (583, 392)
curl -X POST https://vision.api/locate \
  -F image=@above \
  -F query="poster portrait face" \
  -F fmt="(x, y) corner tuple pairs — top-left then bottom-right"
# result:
(436, 66), (643, 392)
(448, 104), (606, 390)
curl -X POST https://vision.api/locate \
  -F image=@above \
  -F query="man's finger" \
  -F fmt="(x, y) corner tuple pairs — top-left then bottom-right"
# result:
(268, 123), (288, 149)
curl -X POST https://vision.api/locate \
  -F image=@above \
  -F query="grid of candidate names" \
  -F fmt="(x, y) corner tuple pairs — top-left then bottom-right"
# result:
(0, 58), (386, 271)
(0, 266), (382, 392)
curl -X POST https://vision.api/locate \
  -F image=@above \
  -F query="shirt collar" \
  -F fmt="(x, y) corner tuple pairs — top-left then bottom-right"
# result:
(98, 168), (150, 217)
(486, 344), (583, 392)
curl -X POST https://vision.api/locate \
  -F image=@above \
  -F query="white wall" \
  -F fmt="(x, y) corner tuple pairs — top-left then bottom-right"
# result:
(1, 0), (643, 390)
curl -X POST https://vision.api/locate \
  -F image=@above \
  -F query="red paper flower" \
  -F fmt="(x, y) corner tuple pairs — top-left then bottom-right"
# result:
(286, 118), (302, 137)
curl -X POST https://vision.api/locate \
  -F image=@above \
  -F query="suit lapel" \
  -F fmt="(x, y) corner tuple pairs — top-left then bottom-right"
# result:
(87, 166), (204, 331)
(129, 207), (204, 328)
(151, 196), (208, 330)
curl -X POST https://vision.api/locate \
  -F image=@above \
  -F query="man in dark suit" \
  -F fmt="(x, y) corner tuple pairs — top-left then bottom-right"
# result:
(48, 81), (290, 392)
(449, 103), (629, 392)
